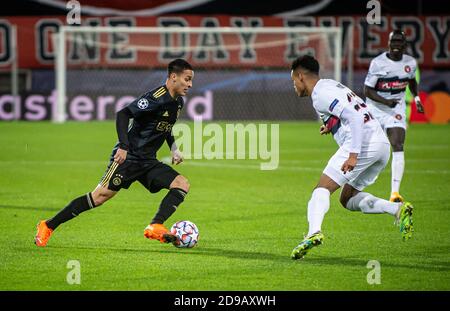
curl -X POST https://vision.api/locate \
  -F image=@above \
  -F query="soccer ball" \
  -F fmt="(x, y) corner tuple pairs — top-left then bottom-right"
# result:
(170, 220), (199, 248)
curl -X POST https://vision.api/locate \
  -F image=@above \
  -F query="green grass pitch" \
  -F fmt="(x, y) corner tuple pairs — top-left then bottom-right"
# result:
(0, 121), (449, 290)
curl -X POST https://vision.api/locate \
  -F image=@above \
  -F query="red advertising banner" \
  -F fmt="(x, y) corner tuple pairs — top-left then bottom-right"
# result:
(0, 15), (448, 69)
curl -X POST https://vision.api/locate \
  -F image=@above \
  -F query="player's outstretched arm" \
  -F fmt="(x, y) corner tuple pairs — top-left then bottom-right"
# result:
(364, 85), (398, 108)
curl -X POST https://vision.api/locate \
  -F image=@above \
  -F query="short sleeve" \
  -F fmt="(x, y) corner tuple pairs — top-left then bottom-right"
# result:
(409, 58), (417, 80)
(312, 82), (348, 118)
(364, 59), (386, 88)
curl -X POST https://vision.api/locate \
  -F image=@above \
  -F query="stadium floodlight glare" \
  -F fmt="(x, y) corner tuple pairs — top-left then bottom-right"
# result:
(54, 26), (346, 123)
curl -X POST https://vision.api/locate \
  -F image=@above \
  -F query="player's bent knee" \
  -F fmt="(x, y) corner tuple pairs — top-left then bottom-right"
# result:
(392, 144), (404, 152)
(91, 193), (105, 206)
(339, 191), (349, 207)
(91, 187), (116, 206)
(170, 175), (190, 193)
(340, 195), (350, 208)
(340, 185), (359, 207)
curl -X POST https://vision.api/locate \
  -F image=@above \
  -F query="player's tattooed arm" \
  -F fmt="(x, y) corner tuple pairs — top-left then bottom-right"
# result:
(364, 85), (399, 108)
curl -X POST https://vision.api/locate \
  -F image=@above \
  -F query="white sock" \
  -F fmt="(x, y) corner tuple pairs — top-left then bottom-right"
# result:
(307, 188), (330, 236)
(391, 151), (405, 193)
(346, 192), (400, 216)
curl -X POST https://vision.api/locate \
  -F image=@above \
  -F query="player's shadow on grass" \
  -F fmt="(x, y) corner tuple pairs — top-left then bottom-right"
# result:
(309, 255), (450, 272)
(179, 246), (289, 262)
(49, 244), (288, 262)
(48, 245), (450, 272)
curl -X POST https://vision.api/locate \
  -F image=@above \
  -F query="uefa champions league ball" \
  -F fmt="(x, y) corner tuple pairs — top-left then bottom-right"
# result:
(170, 220), (199, 248)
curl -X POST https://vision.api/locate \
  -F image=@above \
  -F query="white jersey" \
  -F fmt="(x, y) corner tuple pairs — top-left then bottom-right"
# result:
(364, 52), (417, 115)
(311, 79), (388, 152)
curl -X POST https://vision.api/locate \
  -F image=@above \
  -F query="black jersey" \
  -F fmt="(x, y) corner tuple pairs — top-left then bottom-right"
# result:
(112, 85), (183, 161)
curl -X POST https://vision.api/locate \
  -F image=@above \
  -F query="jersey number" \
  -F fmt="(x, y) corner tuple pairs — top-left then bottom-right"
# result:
(347, 92), (374, 123)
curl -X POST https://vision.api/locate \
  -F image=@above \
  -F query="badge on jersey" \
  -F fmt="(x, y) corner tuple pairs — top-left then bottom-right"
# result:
(137, 98), (149, 109)
(404, 65), (411, 73)
(329, 99), (339, 112)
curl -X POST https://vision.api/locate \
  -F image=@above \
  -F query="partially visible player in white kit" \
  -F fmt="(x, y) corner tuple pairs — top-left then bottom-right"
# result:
(289, 55), (414, 260)
(364, 30), (424, 203)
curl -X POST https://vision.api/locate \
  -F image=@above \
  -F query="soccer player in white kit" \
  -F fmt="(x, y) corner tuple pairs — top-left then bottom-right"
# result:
(364, 30), (424, 203)
(289, 55), (414, 260)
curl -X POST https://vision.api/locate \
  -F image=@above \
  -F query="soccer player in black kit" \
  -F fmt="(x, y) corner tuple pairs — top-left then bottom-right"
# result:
(35, 59), (194, 247)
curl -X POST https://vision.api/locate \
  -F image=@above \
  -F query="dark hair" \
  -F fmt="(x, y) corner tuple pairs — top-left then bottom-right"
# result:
(389, 29), (406, 41)
(291, 55), (320, 75)
(168, 58), (193, 77)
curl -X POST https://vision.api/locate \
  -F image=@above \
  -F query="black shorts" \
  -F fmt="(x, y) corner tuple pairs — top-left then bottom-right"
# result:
(99, 159), (179, 193)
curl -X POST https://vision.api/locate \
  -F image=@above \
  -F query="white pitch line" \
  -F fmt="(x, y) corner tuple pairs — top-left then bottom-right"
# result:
(0, 160), (105, 165)
(0, 159), (449, 175)
(279, 144), (450, 153)
(282, 158), (450, 164)
(182, 161), (450, 174)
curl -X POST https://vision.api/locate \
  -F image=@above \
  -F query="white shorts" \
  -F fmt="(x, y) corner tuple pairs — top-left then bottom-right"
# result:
(323, 143), (390, 191)
(369, 106), (407, 130)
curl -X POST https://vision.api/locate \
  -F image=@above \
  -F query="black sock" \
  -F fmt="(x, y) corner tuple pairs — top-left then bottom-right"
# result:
(46, 193), (95, 230)
(151, 188), (187, 224)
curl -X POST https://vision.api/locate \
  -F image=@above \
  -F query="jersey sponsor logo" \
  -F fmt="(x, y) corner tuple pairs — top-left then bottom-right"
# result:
(375, 77), (409, 94)
(329, 99), (339, 112)
(137, 98), (149, 109)
(156, 121), (173, 132)
(404, 65), (411, 73)
(153, 87), (166, 99)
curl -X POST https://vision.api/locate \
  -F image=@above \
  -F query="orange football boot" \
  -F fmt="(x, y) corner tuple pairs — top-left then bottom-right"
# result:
(144, 223), (178, 244)
(35, 220), (53, 247)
